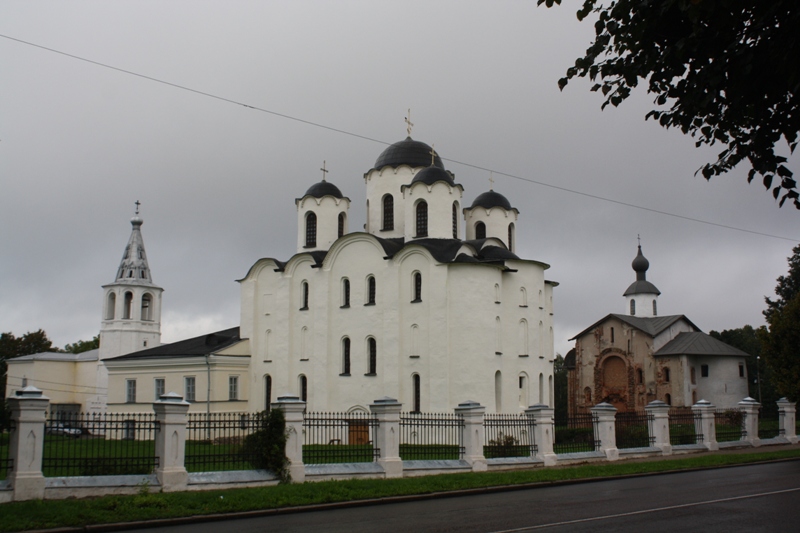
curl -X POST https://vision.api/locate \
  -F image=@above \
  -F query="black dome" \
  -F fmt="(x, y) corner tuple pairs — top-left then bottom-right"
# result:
(632, 245), (650, 273)
(374, 137), (445, 170)
(304, 181), (343, 199)
(470, 190), (513, 210)
(410, 166), (455, 186)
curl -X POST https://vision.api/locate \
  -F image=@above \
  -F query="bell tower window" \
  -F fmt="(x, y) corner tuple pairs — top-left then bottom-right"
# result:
(475, 221), (486, 240)
(452, 202), (458, 238)
(338, 212), (346, 238)
(305, 212), (317, 247)
(415, 201), (428, 237)
(141, 293), (153, 321)
(123, 291), (133, 319)
(382, 195), (394, 230)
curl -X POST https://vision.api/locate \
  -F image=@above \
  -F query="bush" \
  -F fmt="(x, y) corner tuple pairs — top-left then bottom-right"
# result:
(241, 409), (290, 483)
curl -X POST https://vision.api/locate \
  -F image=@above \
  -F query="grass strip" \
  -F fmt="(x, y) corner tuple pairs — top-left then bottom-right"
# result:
(2, 448), (799, 532)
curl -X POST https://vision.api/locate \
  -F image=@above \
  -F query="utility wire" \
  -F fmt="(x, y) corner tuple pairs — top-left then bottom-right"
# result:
(2, 33), (797, 243)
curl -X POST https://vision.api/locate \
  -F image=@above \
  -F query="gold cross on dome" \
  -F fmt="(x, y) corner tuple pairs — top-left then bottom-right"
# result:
(320, 160), (328, 182)
(638, 234), (641, 246)
(429, 144), (436, 166)
(134, 200), (141, 215)
(405, 109), (414, 137)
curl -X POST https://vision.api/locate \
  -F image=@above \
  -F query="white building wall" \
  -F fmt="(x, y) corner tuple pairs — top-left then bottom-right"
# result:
(364, 166), (416, 238)
(692, 356), (749, 407)
(464, 206), (518, 249)
(296, 195), (349, 253)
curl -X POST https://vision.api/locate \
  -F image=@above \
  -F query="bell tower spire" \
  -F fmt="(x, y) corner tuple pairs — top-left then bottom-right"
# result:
(100, 203), (163, 360)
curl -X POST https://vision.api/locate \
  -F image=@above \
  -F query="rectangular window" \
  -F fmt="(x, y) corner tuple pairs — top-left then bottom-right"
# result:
(610, 327), (615, 343)
(664, 368), (670, 383)
(126, 379), (136, 403)
(154, 378), (165, 400)
(739, 364), (745, 377)
(229, 376), (239, 401)
(701, 364), (709, 378)
(184, 376), (196, 402)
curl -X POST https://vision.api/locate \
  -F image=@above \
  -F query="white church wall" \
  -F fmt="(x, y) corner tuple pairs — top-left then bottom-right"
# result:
(693, 356), (749, 408)
(464, 206), (518, 248)
(364, 166), (415, 238)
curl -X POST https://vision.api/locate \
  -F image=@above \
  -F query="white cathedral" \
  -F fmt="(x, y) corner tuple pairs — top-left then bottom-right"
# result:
(8, 132), (557, 415)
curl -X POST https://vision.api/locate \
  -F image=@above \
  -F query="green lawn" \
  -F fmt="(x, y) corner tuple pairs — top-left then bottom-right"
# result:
(1, 448), (798, 532)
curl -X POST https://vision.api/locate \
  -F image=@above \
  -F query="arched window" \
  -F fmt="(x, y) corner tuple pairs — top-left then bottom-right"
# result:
(305, 212), (317, 247)
(341, 337), (351, 375)
(123, 291), (133, 319)
(415, 201), (428, 237)
(508, 223), (515, 252)
(141, 293), (153, 321)
(301, 326), (309, 359)
(652, 299), (657, 316)
(299, 375), (308, 402)
(665, 393), (672, 406)
(106, 292), (116, 320)
(664, 367), (671, 383)
(630, 299), (636, 315)
(301, 281), (309, 310)
(494, 284), (501, 303)
(518, 373), (529, 409)
(452, 202), (458, 238)
(518, 319), (528, 356)
(338, 212), (346, 238)
(584, 387), (592, 405)
(341, 278), (350, 308)
(367, 337), (377, 375)
(382, 195), (394, 230)
(264, 329), (271, 359)
(637, 368), (644, 384)
(495, 371), (502, 412)
(264, 375), (272, 411)
(549, 375), (554, 407)
(412, 272), (422, 302)
(475, 221), (486, 239)
(495, 317), (502, 353)
(412, 374), (421, 413)
(538, 373), (544, 404)
(366, 276), (376, 305)
(411, 324), (419, 356)
(520, 287), (527, 306)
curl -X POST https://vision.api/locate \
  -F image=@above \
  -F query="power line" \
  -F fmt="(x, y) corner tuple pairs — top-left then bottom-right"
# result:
(1, 33), (797, 243)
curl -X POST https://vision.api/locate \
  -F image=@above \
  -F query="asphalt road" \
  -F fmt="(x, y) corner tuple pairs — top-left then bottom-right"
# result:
(127, 461), (800, 533)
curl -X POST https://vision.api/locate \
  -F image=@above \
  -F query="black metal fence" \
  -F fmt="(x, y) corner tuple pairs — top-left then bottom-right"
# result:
(185, 412), (265, 472)
(668, 408), (702, 445)
(484, 414), (537, 458)
(400, 412), (464, 460)
(758, 407), (782, 439)
(615, 411), (655, 449)
(0, 418), (13, 480)
(715, 409), (745, 442)
(303, 411), (380, 464)
(554, 413), (599, 453)
(42, 412), (158, 477)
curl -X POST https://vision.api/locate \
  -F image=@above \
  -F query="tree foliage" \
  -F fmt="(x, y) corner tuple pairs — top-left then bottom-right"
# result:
(539, 0), (800, 207)
(241, 408), (290, 483)
(764, 244), (800, 322)
(553, 353), (568, 421)
(1, 329), (56, 425)
(64, 335), (100, 354)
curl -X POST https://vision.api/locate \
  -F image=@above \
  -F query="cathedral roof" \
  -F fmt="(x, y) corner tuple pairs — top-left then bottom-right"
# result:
(303, 180), (344, 199)
(111, 213), (157, 286)
(373, 137), (444, 171)
(409, 166), (456, 187)
(569, 314), (700, 341)
(108, 327), (242, 360)
(654, 331), (751, 358)
(469, 190), (514, 211)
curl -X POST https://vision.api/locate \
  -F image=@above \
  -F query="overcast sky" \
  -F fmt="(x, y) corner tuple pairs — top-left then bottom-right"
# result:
(2, 1), (798, 358)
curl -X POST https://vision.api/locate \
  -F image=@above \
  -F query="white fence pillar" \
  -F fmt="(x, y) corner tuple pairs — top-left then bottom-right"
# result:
(591, 403), (618, 461)
(526, 404), (557, 466)
(777, 397), (798, 444)
(7, 386), (49, 501)
(692, 400), (718, 451)
(645, 400), (672, 455)
(454, 401), (487, 472)
(370, 397), (403, 478)
(739, 397), (761, 447)
(273, 394), (306, 483)
(153, 392), (190, 492)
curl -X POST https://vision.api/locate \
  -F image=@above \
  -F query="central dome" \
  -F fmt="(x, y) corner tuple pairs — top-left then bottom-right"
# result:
(374, 137), (445, 170)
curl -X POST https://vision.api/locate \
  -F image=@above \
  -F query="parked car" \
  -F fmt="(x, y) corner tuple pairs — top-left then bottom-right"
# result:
(46, 422), (82, 438)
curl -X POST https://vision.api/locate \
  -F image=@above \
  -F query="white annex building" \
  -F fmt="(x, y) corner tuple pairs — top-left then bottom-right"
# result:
(106, 133), (558, 414)
(8, 132), (558, 415)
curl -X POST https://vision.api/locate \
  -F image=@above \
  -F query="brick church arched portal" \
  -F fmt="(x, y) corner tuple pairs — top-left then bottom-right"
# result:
(601, 355), (629, 412)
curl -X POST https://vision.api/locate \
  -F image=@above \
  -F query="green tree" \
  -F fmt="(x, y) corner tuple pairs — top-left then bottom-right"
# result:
(553, 353), (568, 422)
(63, 335), (100, 354)
(764, 244), (800, 322)
(539, 1), (800, 208)
(0, 330), (56, 425)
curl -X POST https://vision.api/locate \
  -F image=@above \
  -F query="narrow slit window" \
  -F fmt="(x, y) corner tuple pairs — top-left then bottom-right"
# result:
(415, 201), (428, 237)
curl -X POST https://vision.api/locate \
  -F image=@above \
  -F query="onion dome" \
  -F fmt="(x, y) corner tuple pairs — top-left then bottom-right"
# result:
(623, 245), (660, 296)
(470, 190), (513, 210)
(410, 166), (455, 186)
(374, 137), (444, 170)
(304, 181), (343, 199)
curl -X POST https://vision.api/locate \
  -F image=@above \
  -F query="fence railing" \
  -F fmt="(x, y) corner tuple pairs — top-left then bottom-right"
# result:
(668, 408), (702, 445)
(715, 409), (746, 442)
(303, 411), (380, 464)
(0, 419), (13, 480)
(615, 411), (655, 449)
(185, 412), (265, 472)
(484, 414), (536, 458)
(42, 412), (158, 477)
(758, 408), (782, 439)
(400, 412), (464, 460)
(554, 413), (599, 454)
